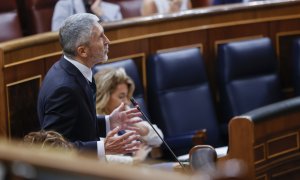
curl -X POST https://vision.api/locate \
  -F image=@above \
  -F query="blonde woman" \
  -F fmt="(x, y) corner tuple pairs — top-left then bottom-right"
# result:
(94, 68), (163, 164)
(23, 130), (74, 152)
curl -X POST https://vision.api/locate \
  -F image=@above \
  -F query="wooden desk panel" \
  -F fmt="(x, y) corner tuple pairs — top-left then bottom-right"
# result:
(223, 98), (300, 179)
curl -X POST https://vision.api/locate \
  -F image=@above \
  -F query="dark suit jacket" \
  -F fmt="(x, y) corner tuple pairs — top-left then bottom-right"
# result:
(38, 56), (106, 151)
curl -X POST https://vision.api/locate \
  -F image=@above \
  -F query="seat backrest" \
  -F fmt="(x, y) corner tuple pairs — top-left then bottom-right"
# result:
(213, 0), (243, 5)
(105, 0), (142, 18)
(292, 37), (300, 96)
(92, 59), (148, 115)
(21, 0), (58, 35)
(190, 0), (211, 8)
(217, 37), (283, 125)
(147, 48), (223, 150)
(0, 0), (23, 42)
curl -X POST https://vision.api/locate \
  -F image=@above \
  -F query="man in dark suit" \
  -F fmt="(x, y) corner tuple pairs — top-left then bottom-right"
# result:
(38, 13), (142, 157)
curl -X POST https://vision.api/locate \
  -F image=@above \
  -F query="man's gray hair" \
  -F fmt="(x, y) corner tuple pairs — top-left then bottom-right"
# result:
(59, 13), (100, 57)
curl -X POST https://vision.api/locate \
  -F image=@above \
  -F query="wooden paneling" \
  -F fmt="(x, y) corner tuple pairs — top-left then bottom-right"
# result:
(149, 30), (206, 53)
(254, 144), (266, 165)
(223, 98), (300, 179)
(6, 76), (41, 138)
(272, 17), (300, 95)
(271, 160), (300, 180)
(109, 39), (148, 58)
(267, 132), (299, 159)
(0, 0), (300, 140)
(4, 60), (44, 84)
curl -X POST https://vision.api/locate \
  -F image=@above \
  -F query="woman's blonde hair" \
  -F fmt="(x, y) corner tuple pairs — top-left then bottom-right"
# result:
(23, 130), (74, 151)
(94, 68), (135, 114)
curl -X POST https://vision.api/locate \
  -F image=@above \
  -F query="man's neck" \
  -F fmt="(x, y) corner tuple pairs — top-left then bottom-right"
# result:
(65, 55), (91, 68)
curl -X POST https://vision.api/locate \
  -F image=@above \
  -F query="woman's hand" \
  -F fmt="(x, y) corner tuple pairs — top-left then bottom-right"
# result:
(132, 121), (150, 137)
(109, 103), (142, 131)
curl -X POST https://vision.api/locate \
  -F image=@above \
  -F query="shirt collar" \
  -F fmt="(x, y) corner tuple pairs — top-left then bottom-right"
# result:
(64, 55), (93, 82)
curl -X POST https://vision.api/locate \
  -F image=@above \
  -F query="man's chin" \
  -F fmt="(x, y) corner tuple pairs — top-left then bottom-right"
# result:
(98, 56), (108, 64)
(104, 55), (108, 62)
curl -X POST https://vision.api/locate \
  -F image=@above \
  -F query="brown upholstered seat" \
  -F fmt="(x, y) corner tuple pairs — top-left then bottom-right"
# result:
(0, 0), (23, 42)
(189, 145), (217, 172)
(190, 0), (211, 8)
(19, 0), (58, 35)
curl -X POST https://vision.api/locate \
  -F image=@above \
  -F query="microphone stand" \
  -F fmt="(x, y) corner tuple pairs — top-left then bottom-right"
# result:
(130, 97), (187, 173)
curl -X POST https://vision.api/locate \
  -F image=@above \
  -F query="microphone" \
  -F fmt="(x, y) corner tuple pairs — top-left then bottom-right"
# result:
(130, 97), (187, 172)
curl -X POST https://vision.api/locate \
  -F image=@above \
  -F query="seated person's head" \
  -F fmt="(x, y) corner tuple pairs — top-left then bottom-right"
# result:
(94, 68), (135, 114)
(23, 130), (74, 151)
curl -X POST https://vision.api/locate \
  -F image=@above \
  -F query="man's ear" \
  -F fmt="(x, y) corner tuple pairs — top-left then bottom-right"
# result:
(77, 45), (88, 58)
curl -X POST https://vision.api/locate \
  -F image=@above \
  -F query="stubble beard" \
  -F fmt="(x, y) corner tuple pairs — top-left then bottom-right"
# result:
(94, 52), (108, 65)
(101, 54), (108, 63)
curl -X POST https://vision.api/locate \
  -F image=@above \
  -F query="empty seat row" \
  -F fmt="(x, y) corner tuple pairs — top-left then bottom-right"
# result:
(0, 0), (144, 42)
(0, 0), (58, 42)
(0, 0), (23, 42)
(93, 37), (291, 157)
(0, 0), (214, 43)
(217, 37), (283, 128)
(17, 0), (58, 35)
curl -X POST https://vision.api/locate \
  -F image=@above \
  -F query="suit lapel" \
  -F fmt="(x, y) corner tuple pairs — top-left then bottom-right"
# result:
(59, 57), (96, 114)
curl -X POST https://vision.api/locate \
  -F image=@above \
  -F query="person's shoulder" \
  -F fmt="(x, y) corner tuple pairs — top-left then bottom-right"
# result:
(53, 0), (74, 12)
(101, 1), (122, 20)
(102, 1), (121, 10)
(55, 0), (73, 6)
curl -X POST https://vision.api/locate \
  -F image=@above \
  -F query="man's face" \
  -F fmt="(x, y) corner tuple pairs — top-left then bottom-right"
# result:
(86, 24), (110, 66)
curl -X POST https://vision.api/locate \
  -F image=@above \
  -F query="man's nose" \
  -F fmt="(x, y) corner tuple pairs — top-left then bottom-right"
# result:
(104, 34), (110, 45)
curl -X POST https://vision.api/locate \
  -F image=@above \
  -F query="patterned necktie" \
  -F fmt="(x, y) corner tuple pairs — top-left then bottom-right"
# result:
(89, 78), (96, 105)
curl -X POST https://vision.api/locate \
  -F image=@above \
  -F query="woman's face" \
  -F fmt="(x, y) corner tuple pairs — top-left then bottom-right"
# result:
(106, 83), (129, 114)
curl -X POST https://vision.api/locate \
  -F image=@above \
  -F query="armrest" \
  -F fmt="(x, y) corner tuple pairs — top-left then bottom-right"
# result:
(192, 129), (207, 145)
(189, 145), (217, 172)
